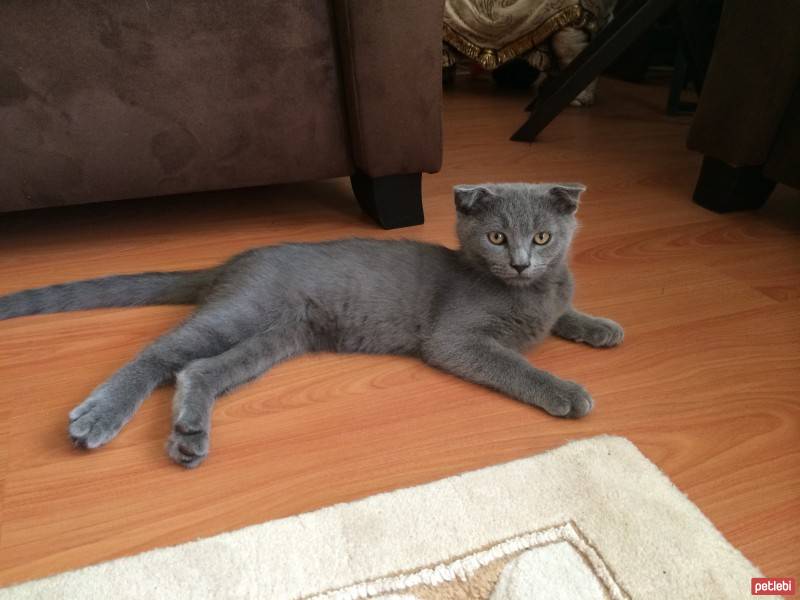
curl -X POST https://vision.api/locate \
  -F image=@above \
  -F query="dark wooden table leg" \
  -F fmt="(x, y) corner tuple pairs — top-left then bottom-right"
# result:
(666, 46), (697, 115)
(511, 0), (677, 142)
(350, 171), (425, 229)
(677, 0), (721, 96)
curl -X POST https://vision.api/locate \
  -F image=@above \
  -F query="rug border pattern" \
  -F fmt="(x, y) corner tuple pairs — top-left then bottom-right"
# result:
(306, 520), (630, 600)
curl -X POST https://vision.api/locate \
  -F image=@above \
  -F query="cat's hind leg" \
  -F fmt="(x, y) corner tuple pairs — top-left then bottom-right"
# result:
(167, 329), (304, 468)
(552, 308), (624, 348)
(69, 309), (249, 449)
(551, 26), (597, 106)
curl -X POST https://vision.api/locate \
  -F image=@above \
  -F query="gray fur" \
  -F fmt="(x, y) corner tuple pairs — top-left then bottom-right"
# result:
(0, 183), (623, 468)
(0, 270), (216, 319)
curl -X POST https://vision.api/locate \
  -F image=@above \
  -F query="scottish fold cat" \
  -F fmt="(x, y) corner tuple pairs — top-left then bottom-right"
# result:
(0, 183), (623, 467)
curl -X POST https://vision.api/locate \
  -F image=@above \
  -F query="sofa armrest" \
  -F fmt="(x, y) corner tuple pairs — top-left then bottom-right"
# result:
(333, 0), (444, 178)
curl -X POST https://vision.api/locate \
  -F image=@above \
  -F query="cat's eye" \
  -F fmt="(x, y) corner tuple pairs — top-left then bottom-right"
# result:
(533, 232), (551, 245)
(487, 231), (506, 245)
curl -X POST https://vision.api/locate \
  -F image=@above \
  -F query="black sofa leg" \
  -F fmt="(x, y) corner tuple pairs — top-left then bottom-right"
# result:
(692, 156), (776, 213)
(350, 171), (424, 229)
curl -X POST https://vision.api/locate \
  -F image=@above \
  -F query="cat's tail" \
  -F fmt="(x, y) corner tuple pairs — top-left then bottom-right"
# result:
(0, 269), (217, 321)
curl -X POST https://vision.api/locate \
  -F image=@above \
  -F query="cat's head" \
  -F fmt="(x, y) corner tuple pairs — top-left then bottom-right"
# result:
(454, 182), (584, 286)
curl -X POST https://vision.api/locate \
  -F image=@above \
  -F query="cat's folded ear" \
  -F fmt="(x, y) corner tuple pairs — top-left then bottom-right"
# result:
(454, 185), (497, 215)
(548, 183), (586, 214)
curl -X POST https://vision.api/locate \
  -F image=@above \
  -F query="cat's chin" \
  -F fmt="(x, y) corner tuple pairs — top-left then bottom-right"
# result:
(502, 275), (538, 287)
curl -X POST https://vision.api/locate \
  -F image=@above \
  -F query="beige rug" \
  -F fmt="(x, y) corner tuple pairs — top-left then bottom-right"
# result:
(0, 436), (774, 599)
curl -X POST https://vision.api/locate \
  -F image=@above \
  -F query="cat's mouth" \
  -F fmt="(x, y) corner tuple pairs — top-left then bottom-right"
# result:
(501, 267), (545, 285)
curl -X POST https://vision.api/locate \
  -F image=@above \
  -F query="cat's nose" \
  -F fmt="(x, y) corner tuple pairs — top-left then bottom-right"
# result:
(511, 263), (529, 274)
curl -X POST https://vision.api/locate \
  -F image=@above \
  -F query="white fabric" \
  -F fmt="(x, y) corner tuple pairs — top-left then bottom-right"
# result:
(490, 543), (606, 600)
(0, 436), (772, 599)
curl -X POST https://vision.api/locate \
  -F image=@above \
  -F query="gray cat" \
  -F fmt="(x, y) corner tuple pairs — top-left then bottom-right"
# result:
(0, 183), (623, 468)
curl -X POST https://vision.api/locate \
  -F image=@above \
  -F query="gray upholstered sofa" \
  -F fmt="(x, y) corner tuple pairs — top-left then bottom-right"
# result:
(0, 1), (444, 228)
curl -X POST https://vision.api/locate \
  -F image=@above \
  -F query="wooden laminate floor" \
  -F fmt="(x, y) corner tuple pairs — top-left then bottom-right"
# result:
(0, 77), (798, 587)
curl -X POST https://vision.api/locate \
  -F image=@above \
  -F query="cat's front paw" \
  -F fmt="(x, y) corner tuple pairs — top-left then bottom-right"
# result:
(570, 88), (596, 107)
(541, 380), (593, 419)
(584, 317), (624, 348)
